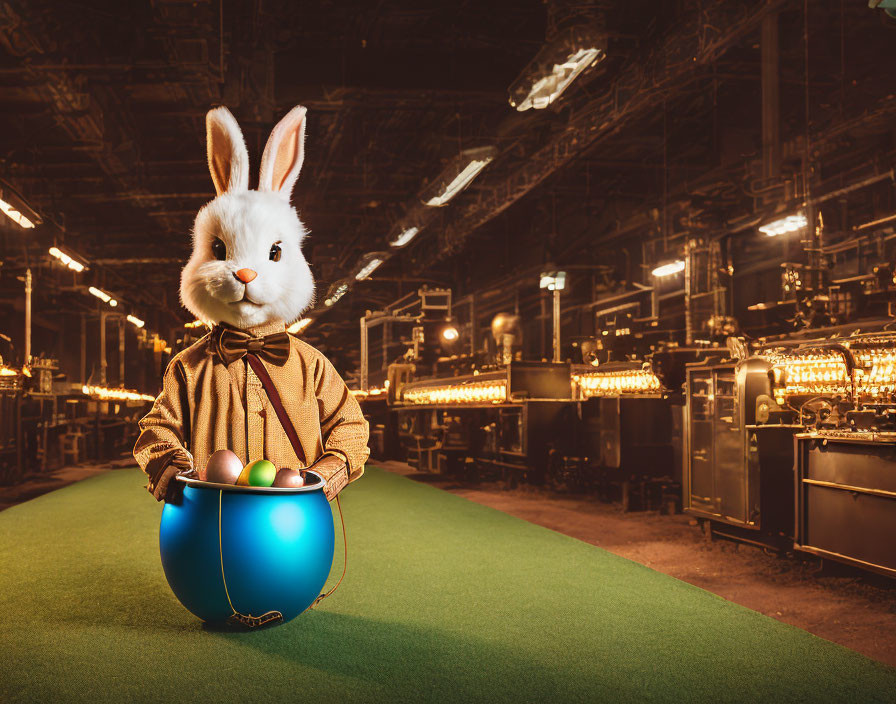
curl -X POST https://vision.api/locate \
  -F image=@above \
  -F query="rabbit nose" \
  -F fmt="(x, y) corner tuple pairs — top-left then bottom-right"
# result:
(234, 268), (257, 284)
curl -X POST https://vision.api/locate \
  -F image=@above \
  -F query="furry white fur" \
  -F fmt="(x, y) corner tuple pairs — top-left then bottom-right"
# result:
(180, 106), (314, 329)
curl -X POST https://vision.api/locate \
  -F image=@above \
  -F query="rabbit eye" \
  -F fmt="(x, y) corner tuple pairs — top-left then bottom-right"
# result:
(211, 238), (227, 261)
(269, 243), (282, 262)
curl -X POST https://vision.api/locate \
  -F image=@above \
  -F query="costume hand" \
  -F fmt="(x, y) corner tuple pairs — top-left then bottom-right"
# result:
(309, 453), (348, 502)
(149, 456), (196, 502)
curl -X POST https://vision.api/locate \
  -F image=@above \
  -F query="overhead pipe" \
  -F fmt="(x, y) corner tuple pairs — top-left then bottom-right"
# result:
(854, 212), (896, 232)
(808, 167), (895, 208)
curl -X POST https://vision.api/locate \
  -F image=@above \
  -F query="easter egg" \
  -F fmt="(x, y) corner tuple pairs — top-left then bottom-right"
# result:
(237, 459), (277, 487)
(272, 468), (305, 489)
(204, 449), (243, 485)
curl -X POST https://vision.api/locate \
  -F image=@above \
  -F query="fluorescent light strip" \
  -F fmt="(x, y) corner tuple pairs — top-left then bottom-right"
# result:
(426, 158), (493, 207)
(514, 47), (601, 112)
(82, 384), (155, 403)
(390, 226), (419, 248)
(325, 283), (349, 307)
(126, 314), (145, 328)
(0, 197), (35, 229)
(355, 258), (383, 281)
(88, 286), (117, 307)
(651, 260), (685, 278)
(49, 247), (86, 272)
(759, 212), (808, 237)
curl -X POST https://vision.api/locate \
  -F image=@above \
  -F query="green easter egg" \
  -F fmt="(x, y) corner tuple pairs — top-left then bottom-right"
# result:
(238, 459), (277, 487)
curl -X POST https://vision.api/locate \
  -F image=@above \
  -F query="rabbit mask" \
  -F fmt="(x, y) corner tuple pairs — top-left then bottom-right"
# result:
(180, 105), (314, 330)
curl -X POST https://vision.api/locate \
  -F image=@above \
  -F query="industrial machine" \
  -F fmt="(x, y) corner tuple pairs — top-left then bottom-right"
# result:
(572, 361), (676, 510)
(782, 333), (896, 576)
(684, 329), (896, 571)
(396, 361), (574, 484)
(356, 284), (580, 484)
(683, 352), (799, 547)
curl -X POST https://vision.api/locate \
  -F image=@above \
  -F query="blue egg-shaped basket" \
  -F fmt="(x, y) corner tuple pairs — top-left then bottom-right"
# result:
(159, 471), (335, 625)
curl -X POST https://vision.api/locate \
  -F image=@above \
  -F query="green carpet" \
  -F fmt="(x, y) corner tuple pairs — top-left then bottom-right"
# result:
(0, 467), (893, 703)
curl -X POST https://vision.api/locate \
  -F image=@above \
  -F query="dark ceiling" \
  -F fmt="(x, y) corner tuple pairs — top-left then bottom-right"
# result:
(1, 0), (895, 369)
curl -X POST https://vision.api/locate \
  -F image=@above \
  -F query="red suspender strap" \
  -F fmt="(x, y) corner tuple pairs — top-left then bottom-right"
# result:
(245, 353), (307, 466)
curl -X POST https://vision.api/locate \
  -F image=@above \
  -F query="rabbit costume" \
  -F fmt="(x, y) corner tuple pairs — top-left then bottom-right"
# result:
(134, 106), (369, 502)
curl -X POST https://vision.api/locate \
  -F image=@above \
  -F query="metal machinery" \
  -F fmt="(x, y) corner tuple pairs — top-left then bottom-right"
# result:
(683, 351), (798, 547)
(0, 271), (163, 484)
(572, 361), (677, 510)
(0, 354), (85, 483)
(684, 330), (896, 572)
(560, 234), (726, 509)
(0, 357), (24, 482)
(396, 362), (574, 484)
(357, 286), (458, 462)
(769, 333), (896, 576)
(357, 286), (578, 484)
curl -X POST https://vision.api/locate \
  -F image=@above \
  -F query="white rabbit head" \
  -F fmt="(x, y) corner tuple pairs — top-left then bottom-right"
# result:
(180, 105), (314, 329)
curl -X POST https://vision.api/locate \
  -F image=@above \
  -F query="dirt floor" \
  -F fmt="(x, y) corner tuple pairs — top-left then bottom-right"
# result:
(3, 460), (895, 668)
(377, 460), (896, 668)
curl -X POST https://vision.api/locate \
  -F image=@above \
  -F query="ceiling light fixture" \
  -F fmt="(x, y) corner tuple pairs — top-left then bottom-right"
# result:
(126, 314), (145, 328)
(390, 226), (420, 248)
(48, 246), (87, 273)
(0, 181), (41, 230)
(355, 257), (384, 281)
(88, 286), (117, 307)
(325, 282), (349, 307)
(759, 212), (808, 237)
(651, 260), (685, 278)
(509, 27), (607, 111)
(422, 146), (497, 207)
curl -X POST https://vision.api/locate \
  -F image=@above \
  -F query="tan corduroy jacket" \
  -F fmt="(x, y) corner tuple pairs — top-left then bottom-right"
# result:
(133, 320), (369, 493)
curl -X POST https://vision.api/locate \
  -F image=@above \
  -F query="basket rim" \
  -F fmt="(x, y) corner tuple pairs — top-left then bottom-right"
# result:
(176, 469), (325, 494)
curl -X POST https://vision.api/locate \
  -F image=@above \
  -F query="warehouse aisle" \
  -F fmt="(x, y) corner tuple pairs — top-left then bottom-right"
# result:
(1, 467), (893, 703)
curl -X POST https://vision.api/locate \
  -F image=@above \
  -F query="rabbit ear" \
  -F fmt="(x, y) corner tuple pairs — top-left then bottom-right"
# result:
(258, 105), (306, 200)
(206, 106), (249, 196)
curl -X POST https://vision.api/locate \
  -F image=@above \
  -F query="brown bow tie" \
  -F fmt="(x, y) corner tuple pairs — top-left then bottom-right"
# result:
(211, 325), (291, 366)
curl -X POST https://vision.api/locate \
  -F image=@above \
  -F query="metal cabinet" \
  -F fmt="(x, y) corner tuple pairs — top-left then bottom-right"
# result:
(685, 363), (749, 523)
(685, 358), (800, 545)
(795, 434), (896, 577)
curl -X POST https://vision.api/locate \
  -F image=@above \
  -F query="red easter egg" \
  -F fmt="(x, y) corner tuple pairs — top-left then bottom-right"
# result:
(272, 468), (305, 488)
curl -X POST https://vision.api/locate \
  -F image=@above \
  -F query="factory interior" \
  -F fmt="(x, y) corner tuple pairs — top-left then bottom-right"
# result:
(2, 1), (896, 701)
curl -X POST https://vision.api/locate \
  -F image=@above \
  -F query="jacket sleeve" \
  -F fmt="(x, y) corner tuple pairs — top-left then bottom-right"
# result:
(133, 358), (194, 492)
(314, 355), (370, 482)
